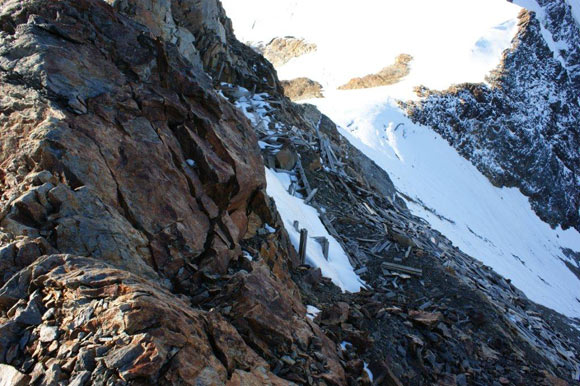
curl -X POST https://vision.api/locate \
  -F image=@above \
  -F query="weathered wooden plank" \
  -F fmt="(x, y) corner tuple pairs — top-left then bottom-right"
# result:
(381, 262), (423, 276)
(304, 188), (319, 204)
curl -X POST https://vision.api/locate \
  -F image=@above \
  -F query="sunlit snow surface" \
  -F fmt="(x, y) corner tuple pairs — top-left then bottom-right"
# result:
(265, 168), (364, 293)
(222, 0), (580, 317)
(222, 0), (521, 98)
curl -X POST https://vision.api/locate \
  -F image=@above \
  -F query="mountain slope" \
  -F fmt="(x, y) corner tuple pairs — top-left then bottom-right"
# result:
(1, 0), (579, 384)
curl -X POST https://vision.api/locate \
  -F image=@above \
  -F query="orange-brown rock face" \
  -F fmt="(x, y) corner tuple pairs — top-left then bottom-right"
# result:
(0, 0), (345, 384)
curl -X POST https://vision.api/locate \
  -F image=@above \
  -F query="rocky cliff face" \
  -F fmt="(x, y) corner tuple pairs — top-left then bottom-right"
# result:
(406, 4), (580, 231)
(104, 0), (283, 95)
(1, 0), (580, 385)
(0, 0), (347, 384)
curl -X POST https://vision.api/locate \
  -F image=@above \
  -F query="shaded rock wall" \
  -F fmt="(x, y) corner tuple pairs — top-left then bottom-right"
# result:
(105, 0), (283, 95)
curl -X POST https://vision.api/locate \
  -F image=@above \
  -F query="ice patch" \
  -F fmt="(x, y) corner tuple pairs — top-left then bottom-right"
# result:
(340, 341), (352, 351)
(364, 362), (374, 382)
(264, 223), (276, 233)
(306, 305), (321, 320)
(242, 250), (254, 261)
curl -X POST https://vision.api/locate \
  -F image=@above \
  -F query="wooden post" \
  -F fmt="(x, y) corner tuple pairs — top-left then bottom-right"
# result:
(299, 228), (308, 265)
(216, 61), (225, 83)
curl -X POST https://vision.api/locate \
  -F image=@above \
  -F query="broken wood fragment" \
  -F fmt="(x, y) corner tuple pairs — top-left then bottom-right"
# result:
(295, 156), (312, 195)
(357, 238), (378, 243)
(304, 188), (319, 204)
(363, 202), (377, 215)
(293, 221), (300, 232)
(313, 236), (330, 260)
(381, 262), (423, 276)
(288, 181), (297, 196)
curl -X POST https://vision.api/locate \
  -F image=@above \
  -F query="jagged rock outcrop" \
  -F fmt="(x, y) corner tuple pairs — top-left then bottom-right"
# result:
(256, 37), (317, 67)
(281, 78), (324, 101)
(2, 0), (579, 384)
(338, 54), (413, 90)
(105, 0), (283, 95)
(0, 0), (348, 384)
(0, 255), (290, 384)
(406, 6), (580, 230)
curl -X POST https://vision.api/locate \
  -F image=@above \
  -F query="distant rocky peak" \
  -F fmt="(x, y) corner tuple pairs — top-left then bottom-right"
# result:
(406, 2), (580, 231)
(513, 0), (580, 90)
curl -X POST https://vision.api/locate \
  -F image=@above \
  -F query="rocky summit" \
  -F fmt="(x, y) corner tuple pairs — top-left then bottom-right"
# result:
(0, 0), (579, 386)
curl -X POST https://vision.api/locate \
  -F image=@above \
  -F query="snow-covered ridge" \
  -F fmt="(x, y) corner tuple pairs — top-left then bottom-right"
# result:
(516, 0), (573, 70)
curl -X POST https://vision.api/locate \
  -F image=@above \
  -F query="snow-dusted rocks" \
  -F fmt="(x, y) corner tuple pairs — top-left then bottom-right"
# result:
(406, 7), (580, 231)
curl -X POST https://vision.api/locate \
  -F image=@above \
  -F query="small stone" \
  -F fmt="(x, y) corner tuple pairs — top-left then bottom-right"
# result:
(39, 325), (58, 342)
(69, 370), (91, 386)
(281, 355), (296, 366)
(48, 340), (59, 353)
(275, 147), (298, 170)
(499, 377), (509, 385)
(0, 364), (30, 386)
(409, 310), (443, 329)
(42, 308), (56, 321)
(62, 357), (77, 373)
(44, 363), (62, 386)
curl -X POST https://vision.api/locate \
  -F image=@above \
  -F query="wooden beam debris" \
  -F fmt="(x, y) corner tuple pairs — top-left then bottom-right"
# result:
(293, 221), (300, 232)
(381, 262), (423, 277)
(295, 156), (312, 196)
(372, 240), (391, 254)
(288, 181), (297, 196)
(304, 188), (319, 204)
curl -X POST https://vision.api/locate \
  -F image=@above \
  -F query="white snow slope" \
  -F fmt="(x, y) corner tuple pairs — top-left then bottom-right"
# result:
(266, 168), (364, 293)
(222, 0), (580, 317)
